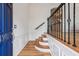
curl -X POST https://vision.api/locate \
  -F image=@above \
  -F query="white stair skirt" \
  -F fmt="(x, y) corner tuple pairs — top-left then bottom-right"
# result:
(34, 45), (50, 53)
(43, 38), (48, 41)
(39, 41), (49, 46)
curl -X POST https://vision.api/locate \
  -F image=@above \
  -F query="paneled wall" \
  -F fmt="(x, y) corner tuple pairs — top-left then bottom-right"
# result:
(47, 35), (79, 56)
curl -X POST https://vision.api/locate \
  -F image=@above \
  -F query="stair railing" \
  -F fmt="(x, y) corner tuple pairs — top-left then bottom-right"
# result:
(48, 3), (76, 47)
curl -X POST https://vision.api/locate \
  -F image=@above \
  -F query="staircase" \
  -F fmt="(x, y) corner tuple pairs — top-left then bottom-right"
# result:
(18, 34), (51, 56)
(34, 34), (51, 53)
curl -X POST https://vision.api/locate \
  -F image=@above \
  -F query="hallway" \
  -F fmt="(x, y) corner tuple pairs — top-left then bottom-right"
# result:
(1, 3), (79, 56)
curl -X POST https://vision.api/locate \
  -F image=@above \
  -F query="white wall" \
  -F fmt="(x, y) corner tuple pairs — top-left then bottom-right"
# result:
(13, 3), (29, 56)
(75, 4), (79, 31)
(13, 3), (60, 55)
(29, 3), (60, 40)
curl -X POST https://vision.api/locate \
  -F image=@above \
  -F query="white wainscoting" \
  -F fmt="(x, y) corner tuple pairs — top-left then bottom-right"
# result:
(47, 34), (79, 56)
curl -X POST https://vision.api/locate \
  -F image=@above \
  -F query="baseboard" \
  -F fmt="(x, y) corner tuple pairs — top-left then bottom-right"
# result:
(13, 39), (29, 56)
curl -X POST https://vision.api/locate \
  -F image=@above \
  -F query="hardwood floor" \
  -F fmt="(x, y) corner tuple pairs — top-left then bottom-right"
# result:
(18, 40), (51, 56)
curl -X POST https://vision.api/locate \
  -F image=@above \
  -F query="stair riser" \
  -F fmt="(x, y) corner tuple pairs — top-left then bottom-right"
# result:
(35, 46), (50, 53)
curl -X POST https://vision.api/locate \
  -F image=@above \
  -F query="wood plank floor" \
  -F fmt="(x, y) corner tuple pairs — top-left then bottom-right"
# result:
(18, 41), (51, 56)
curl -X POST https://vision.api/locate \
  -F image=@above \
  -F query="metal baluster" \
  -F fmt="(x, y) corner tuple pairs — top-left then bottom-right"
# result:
(59, 8), (61, 39)
(50, 19), (52, 32)
(53, 19), (55, 36)
(53, 16), (55, 36)
(53, 17), (54, 36)
(64, 4), (66, 42)
(55, 13), (57, 37)
(52, 17), (53, 35)
(52, 17), (53, 36)
(73, 3), (76, 47)
(47, 18), (49, 34)
(62, 7), (64, 41)
(51, 20), (52, 35)
(54, 15), (55, 36)
(53, 22), (54, 36)
(56, 13), (57, 38)
(55, 16), (57, 38)
(60, 8), (62, 40)
(57, 11), (58, 38)
(57, 11), (59, 39)
(49, 19), (51, 34)
(67, 3), (71, 44)
(58, 10), (60, 39)
(54, 16), (55, 37)
(58, 10), (59, 39)
(52, 19), (53, 36)
(54, 15), (56, 37)
(61, 7), (63, 40)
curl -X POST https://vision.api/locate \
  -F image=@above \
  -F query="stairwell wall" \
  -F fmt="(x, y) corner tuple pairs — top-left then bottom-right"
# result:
(28, 3), (60, 40)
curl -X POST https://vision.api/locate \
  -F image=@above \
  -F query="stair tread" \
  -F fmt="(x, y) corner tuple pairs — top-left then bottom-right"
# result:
(18, 39), (50, 56)
(35, 39), (49, 49)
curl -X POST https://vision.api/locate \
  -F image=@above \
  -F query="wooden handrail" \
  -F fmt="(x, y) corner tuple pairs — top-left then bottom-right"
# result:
(35, 22), (45, 30)
(48, 3), (65, 19)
